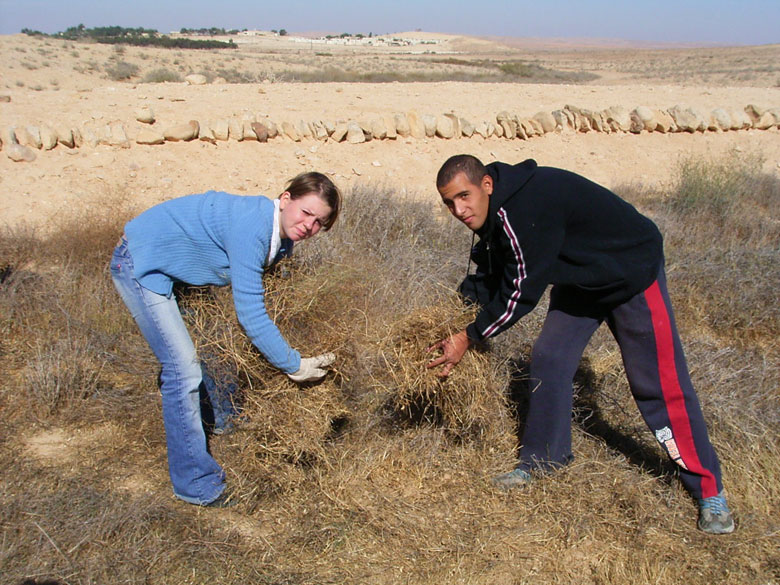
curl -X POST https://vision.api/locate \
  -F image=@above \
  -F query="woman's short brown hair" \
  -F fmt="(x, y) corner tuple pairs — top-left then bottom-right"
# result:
(285, 172), (341, 230)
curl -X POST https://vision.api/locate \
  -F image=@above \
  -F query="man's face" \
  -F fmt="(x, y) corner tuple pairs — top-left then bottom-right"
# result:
(438, 171), (493, 231)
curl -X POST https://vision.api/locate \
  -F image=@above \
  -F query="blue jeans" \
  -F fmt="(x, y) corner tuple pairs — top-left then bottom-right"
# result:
(110, 237), (234, 504)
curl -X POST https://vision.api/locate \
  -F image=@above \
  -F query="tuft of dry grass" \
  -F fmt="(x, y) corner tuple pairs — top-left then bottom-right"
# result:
(0, 167), (778, 584)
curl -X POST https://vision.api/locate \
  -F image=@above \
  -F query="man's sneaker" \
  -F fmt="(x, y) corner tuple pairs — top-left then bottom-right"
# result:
(697, 491), (735, 534)
(492, 468), (533, 490)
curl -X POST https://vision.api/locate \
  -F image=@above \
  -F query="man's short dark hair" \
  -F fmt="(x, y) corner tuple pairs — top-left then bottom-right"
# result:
(436, 154), (487, 190)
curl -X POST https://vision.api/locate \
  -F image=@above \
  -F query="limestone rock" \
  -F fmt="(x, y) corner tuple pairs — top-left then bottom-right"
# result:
(563, 105), (584, 130)
(459, 117), (475, 138)
(281, 121), (300, 142)
(407, 110), (426, 139)
(632, 106), (657, 132)
(582, 110), (601, 132)
(7, 143), (36, 162)
(514, 118), (528, 140)
(242, 119), (258, 141)
(297, 120), (313, 139)
(346, 121), (366, 144)
(604, 106), (631, 132)
(654, 110), (675, 133)
(95, 124), (113, 146)
(668, 105), (698, 133)
(55, 125), (75, 148)
(528, 117), (544, 136)
(71, 128), (83, 148)
(251, 122), (269, 142)
(263, 119), (279, 139)
(728, 109), (752, 130)
(135, 106), (155, 124)
(533, 111), (556, 134)
(517, 119), (534, 138)
(493, 122), (504, 138)
(163, 120), (199, 142)
(629, 111), (644, 134)
(16, 126), (42, 149)
(321, 119), (334, 136)
(574, 110), (591, 133)
(744, 104), (766, 122)
(212, 119), (229, 141)
(435, 115), (455, 139)
(551, 110), (572, 133)
(312, 120), (329, 141)
(136, 128), (165, 145)
(108, 122), (130, 148)
(710, 109), (731, 132)
(383, 115), (398, 139)
(370, 117), (388, 140)
(1, 126), (18, 148)
(185, 74), (208, 86)
(331, 122), (349, 142)
(445, 114), (460, 137)
(422, 114), (437, 138)
(358, 120), (373, 141)
(39, 125), (58, 150)
(228, 118), (244, 141)
(755, 111), (777, 130)
(496, 111), (515, 139)
(474, 121), (489, 138)
(394, 113), (411, 137)
(198, 121), (216, 143)
(689, 107), (709, 132)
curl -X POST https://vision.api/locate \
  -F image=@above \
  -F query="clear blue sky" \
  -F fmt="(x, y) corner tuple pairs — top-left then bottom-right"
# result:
(1, 0), (778, 46)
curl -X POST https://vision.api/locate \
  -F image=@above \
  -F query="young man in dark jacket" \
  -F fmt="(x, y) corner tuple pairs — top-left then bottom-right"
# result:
(427, 154), (734, 534)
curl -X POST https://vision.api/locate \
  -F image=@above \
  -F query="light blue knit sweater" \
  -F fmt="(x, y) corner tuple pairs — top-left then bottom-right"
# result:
(124, 191), (300, 373)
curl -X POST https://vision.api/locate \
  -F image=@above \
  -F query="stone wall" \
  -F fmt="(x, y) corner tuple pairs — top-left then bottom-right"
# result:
(3, 102), (779, 162)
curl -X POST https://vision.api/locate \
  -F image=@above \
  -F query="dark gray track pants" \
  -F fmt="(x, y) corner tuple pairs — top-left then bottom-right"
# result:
(518, 267), (723, 499)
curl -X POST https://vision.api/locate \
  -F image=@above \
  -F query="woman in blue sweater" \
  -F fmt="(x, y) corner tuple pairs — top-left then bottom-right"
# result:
(110, 172), (340, 507)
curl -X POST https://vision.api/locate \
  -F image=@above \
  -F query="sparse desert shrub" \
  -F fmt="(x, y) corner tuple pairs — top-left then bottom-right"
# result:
(0, 170), (777, 584)
(215, 66), (256, 83)
(105, 59), (139, 80)
(141, 67), (182, 83)
(617, 151), (780, 346)
(24, 336), (106, 416)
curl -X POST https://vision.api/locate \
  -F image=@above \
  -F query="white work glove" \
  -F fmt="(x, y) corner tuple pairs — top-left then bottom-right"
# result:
(287, 353), (336, 383)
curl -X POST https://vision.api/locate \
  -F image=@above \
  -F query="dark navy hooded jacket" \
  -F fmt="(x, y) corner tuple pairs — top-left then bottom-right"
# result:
(462, 160), (664, 342)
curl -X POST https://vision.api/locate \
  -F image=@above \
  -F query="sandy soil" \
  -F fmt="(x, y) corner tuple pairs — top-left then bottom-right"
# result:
(1, 32), (779, 227)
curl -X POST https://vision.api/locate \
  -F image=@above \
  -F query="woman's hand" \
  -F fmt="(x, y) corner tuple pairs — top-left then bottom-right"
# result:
(288, 353), (336, 383)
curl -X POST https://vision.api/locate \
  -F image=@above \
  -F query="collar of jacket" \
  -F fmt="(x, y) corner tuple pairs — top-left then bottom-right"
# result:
(477, 159), (539, 239)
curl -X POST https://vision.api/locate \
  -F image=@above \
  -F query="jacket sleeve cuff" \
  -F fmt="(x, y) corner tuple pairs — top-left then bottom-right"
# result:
(465, 322), (483, 343)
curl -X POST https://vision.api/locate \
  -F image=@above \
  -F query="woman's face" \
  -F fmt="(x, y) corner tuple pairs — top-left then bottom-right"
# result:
(278, 192), (332, 241)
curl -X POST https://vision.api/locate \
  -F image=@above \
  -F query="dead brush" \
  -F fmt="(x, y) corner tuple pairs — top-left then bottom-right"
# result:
(376, 301), (513, 444)
(182, 269), (514, 498)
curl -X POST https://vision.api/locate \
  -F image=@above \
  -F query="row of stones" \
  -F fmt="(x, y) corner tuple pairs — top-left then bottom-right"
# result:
(4, 103), (779, 162)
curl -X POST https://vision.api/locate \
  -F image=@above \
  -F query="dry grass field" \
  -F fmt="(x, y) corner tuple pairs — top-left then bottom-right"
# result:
(0, 30), (779, 585)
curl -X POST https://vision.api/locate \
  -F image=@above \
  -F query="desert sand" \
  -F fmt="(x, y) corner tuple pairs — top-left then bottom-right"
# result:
(1, 31), (779, 227)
